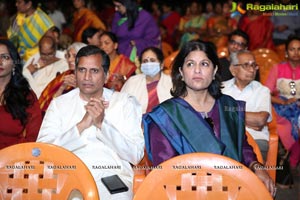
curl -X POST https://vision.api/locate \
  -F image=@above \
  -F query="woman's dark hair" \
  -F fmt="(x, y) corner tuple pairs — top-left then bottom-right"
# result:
(171, 40), (222, 99)
(81, 27), (99, 44)
(0, 39), (35, 126)
(139, 46), (164, 64)
(115, 0), (139, 30)
(75, 45), (110, 74)
(24, 0), (39, 9)
(100, 31), (118, 43)
(285, 34), (300, 51)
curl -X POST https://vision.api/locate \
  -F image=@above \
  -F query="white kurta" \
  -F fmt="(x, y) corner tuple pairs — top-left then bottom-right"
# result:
(37, 88), (144, 200)
(121, 72), (173, 113)
(23, 55), (68, 98)
(222, 78), (272, 141)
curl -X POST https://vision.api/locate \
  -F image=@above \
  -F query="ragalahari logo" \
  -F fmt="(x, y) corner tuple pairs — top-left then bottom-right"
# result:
(231, 2), (246, 18)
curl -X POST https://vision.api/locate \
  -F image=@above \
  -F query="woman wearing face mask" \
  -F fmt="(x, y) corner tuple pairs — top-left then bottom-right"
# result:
(121, 47), (172, 113)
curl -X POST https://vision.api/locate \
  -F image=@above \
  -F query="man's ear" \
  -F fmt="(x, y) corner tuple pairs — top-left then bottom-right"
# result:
(229, 65), (236, 76)
(104, 72), (109, 84)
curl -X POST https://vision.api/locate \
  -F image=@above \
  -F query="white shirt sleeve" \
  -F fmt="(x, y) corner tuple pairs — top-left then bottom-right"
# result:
(97, 94), (145, 165)
(37, 99), (87, 151)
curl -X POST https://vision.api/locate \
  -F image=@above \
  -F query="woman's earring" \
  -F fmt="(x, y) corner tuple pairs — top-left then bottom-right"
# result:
(12, 68), (15, 76)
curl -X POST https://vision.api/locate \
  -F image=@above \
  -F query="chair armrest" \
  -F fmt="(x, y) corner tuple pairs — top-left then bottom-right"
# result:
(266, 130), (279, 182)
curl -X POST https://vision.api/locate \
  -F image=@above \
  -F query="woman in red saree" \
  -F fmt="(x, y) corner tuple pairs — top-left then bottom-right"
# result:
(72, 0), (106, 42)
(99, 31), (137, 91)
(238, 2), (275, 51)
(38, 42), (87, 113)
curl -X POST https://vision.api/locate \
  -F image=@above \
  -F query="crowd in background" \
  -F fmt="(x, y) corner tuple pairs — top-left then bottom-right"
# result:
(0, 0), (300, 198)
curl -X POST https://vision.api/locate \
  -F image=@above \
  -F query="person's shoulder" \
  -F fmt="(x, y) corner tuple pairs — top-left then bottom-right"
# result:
(139, 9), (155, 20)
(126, 74), (145, 82)
(221, 78), (235, 88)
(220, 94), (244, 105)
(110, 90), (142, 110)
(251, 81), (271, 93)
(54, 88), (79, 103)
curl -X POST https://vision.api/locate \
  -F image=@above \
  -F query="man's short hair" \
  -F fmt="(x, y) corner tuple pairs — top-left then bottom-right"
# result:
(75, 45), (110, 74)
(229, 29), (250, 46)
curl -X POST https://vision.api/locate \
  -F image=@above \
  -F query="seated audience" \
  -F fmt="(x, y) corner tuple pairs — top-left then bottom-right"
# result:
(7, 0), (54, 61)
(37, 45), (144, 199)
(23, 36), (68, 98)
(159, 0), (181, 48)
(121, 47), (172, 113)
(270, 0), (300, 46)
(111, 0), (160, 60)
(0, 39), (42, 149)
(178, 1), (206, 48)
(142, 40), (276, 197)
(81, 27), (101, 48)
(238, 1), (274, 50)
(72, 0), (106, 42)
(265, 35), (300, 169)
(99, 31), (136, 91)
(39, 42), (87, 113)
(222, 50), (272, 162)
(218, 29), (249, 82)
(206, 1), (237, 48)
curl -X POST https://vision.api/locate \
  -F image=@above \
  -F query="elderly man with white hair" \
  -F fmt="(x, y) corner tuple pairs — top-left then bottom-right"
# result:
(222, 50), (272, 162)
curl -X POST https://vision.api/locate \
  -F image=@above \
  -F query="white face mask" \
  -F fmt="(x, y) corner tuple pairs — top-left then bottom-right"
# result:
(141, 62), (161, 77)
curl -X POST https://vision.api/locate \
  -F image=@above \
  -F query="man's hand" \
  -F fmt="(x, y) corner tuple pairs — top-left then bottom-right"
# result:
(62, 74), (76, 88)
(85, 98), (109, 129)
(252, 162), (277, 197)
(76, 98), (109, 133)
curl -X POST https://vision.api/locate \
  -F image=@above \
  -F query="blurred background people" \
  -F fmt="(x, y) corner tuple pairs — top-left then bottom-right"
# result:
(111, 0), (160, 63)
(23, 36), (68, 98)
(99, 31), (136, 91)
(44, 0), (66, 34)
(81, 27), (101, 47)
(178, 1), (207, 48)
(39, 42), (87, 114)
(7, 0), (54, 61)
(72, 0), (106, 42)
(238, 1), (274, 50)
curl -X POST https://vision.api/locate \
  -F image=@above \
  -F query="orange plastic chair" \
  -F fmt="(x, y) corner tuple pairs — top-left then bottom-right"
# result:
(134, 153), (272, 200)
(0, 142), (99, 200)
(245, 131), (264, 163)
(162, 41), (174, 58)
(252, 48), (281, 85)
(245, 106), (279, 182)
(217, 46), (229, 58)
(163, 50), (179, 75)
(275, 44), (286, 62)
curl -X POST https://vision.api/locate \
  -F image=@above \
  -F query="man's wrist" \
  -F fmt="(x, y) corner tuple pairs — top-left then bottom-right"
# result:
(250, 161), (264, 172)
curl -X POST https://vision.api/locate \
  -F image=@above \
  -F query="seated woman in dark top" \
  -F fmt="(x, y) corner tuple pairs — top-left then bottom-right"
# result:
(143, 40), (276, 197)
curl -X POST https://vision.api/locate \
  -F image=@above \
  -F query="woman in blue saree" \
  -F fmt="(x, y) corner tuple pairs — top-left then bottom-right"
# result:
(143, 40), (276, 196)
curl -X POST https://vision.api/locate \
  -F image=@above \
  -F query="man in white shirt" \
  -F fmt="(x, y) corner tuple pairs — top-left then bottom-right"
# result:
(23, 35), (68, 98)
(37, 45), (144, 199)
(222, 50), (272, 162)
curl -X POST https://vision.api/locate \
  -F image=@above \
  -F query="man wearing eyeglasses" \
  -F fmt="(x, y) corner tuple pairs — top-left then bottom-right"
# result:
(22, 35), (68, 98)
(222, 50), (272, 162)
(218, 29), (249, 82)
